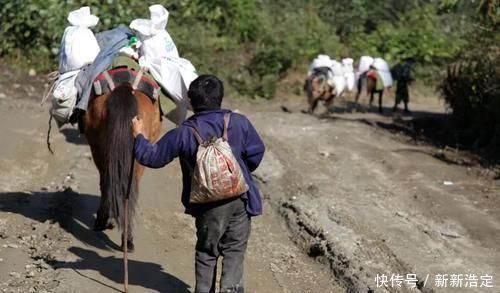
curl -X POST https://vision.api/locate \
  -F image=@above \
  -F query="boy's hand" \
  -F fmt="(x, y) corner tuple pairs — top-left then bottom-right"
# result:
(132, 116), (144, 138)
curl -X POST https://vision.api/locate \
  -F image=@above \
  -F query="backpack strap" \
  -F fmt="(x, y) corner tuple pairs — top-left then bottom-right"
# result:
(223, 113), (231, 141)
(188, 127), (204, 145)
(189, 113), (231, 144)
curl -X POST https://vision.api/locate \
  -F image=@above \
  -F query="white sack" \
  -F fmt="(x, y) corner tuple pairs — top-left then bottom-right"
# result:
(130, 5), (179, 61)
(358, 56), (374, 75)
(342, 58), (355, 91)
(142, 56), (197, 103)
(308, 54), (332, 75)
(331, 60), (344, 76)
(50, 70), (80, 125)
(373, 58), (393, 87)
(373, 58), (390, 71)
(377, 71), (393, 87)
(59, 7), (100, 73)
(341, 58), (354, 73)
(333, 75), (346, 96)
(345, 73), (356, 91)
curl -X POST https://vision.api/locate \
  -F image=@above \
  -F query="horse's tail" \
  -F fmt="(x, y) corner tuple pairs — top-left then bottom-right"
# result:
(104, 83), (138, 231)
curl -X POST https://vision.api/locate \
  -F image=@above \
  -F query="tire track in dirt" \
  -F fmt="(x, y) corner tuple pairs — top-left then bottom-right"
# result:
(245, 103), (500, 293)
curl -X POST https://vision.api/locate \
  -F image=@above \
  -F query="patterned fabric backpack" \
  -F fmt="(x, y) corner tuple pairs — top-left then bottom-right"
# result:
(188, 113), (249, 203)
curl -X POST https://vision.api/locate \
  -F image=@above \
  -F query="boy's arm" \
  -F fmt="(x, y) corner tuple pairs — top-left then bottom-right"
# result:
(243, 119), (265, 172)
(134, 129), (183, 168)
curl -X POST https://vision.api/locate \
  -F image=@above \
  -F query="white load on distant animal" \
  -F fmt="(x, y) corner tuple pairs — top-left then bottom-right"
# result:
(357, 55), (374, 76)
(342, 58), (355, 91)
(308, 54), (336, 92)
(372, 57), (393, 87)
(330, 60), (346, 96)
(59, 7), (100, 73)
(354, 55), (374, 91)
(308, 54), (333, 75)
(131, 5), (197, 105)
(308, 55), (349, 96)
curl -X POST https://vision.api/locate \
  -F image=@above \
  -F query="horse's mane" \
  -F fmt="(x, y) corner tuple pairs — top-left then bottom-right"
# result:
(104, 83), (139, 230)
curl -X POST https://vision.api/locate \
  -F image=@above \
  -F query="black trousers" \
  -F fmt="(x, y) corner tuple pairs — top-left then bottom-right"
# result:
(194, 197), (251, 293)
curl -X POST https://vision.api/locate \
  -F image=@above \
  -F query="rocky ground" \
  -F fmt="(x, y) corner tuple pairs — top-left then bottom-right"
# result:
(0, 65), (499, 292)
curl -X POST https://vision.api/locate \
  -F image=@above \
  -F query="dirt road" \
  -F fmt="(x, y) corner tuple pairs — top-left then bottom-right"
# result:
(0, 68), (499, 293)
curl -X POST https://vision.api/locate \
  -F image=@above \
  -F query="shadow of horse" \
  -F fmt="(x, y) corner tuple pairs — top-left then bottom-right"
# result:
(0, 190), (191, 291)
(52, 246), (191, 293)
(59, 128), (88, 145)
(0, 190), (121, 251)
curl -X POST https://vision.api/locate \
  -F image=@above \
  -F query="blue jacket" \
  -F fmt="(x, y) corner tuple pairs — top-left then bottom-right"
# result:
(134, 109), (266, 216)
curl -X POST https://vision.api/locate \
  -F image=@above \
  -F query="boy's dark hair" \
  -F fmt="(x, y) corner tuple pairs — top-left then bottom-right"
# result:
(188, 75), (224, 112)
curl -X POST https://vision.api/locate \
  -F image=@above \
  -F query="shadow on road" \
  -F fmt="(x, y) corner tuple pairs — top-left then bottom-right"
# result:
(53, 246), (191, 293)
(0, 190), (119, 251)
(59, 128), (87, 145)
(0, 190), (191, 292)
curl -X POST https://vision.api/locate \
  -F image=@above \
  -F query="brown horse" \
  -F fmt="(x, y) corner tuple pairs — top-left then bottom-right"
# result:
(304, 68), (335, 115)
(354, 71), (391, 113)
(82, 78), (161, 251)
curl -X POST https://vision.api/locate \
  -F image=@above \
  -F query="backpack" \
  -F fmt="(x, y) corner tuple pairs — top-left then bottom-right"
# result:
(188, 113), (249, 203)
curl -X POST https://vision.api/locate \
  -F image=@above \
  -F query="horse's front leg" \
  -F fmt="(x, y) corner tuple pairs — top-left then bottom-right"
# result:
(355, 76), (363, 104)
(308, 97), (319, 115)
(324, 95), (335, 114)
(369, 91), (374, 108)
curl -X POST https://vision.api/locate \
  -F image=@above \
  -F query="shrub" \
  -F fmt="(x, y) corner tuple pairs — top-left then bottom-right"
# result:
(0, 0), (481, 98)
(439, 58), (500, 149)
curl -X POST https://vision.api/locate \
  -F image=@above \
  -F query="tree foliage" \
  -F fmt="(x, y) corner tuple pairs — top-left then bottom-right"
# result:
(0, 0), (488, 98)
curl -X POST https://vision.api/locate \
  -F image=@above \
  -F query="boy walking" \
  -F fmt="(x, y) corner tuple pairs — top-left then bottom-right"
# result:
(131, 74), (265, 293)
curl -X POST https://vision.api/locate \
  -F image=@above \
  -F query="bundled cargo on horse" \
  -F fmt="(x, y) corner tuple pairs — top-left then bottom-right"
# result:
(59, 7), (100, 73)
(46, 5), (198, 128)
(47, 6), (100, 127)
(330, 60), (346, 96)
(342, 58), (355, 92)
(130, 4), (198, 114)
(372, 57), (393, 87)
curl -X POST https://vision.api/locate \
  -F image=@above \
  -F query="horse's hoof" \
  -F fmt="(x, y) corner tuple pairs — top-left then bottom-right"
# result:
(93, 218), (115, 231)
(121, 240), (135, 253)
(93, 219), (107, 231)
(105, 218), (116, 230)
